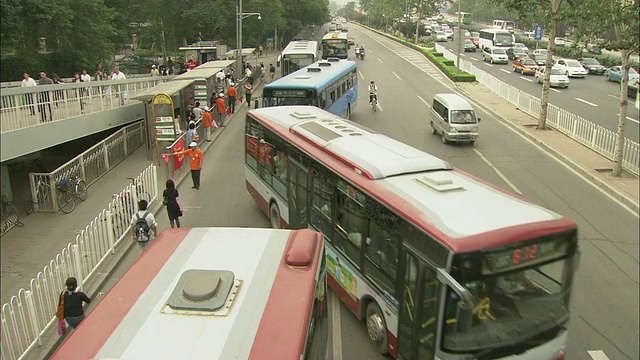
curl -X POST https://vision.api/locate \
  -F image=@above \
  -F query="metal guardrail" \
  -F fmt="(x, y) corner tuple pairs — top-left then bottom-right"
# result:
(0, 77), (175, 134)
(435, 44), (640, 176)
(1, 165), (157, 360)
(27, 121), (146, 213)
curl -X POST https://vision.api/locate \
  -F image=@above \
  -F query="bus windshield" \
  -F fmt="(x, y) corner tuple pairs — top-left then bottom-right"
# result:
(443, 235), (575, 354)
(282, 54), (315, 75)
(494, 33), (514, 47)
(322, 40), (348, 58)
(263, 89), (316, 107)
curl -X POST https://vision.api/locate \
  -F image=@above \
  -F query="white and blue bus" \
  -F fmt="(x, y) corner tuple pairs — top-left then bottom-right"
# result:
(261, 59), (358, 119)
(278, 40), (319, 77)
(478, 28), (516, 49)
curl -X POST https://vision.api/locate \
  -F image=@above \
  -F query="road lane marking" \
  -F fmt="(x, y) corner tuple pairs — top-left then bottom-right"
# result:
(376, 100), (383, 112)
(418, 95), (431, 107)
(377, 58), (383, 63)
(358, 71), (364, 80)
(470, 57), (479, 61)
(499, 69), (511, 74)
(619, 115), (640, 124)
(608, 94), (618, 99)
(587, 350), (610, 360)
(473, 149), (523, 195)
(392, 71), (402, 80)
(331, 291), (343, 360)
(520, 77), (533, 82)
(551, 88), (561, 93)
(576, 98), (598, 106)
(485, 63), (494, 67)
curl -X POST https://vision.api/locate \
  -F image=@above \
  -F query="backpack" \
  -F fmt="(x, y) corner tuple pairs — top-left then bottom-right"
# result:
(134, 212), (150, 242)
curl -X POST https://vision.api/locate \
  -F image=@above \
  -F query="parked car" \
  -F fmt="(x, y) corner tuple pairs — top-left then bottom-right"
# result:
(535, 67), (570, 88)
(464, 39), (477, 52)
(604, 66), (640, 83)
(584, 44), (602, 55)
(532, 54), (548, 66)
(506, 47), (529, 60)
(554, 37), (566, 46)
(554, 58), (588, 78)
(578, 58), (605, 75)
(512, 57), (539, 75)
(482, 47), (509, 64)
(435, 31), (448, 42)
(513, 42), (529, 52)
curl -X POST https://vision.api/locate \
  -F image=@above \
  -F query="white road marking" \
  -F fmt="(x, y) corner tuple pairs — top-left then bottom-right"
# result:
(473, 149), (523, 195)
(377, 58), (383, 63)
(622, 116), (640, 124)
(607, 94), (618, 99)
(551, 88), (561, 93)
(470, 57), (479, 61)
(499, 69), (511, 74)
(520, 77), (533, 82)
(418, 95), (431, 107)
(576, 98), (598, 107)
(331, 292), (343, 360)
(392, 71), (402, 80)
(376, 100), (383, 112)
(587, 350), (610, 360)
(358, 71), (364, 80)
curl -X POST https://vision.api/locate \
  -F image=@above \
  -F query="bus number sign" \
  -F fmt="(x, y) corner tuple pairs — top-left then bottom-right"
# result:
(483, 237), (568, 273)
(272, 90), (307, 98)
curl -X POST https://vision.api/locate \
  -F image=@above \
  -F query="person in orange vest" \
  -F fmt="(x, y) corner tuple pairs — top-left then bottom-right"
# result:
(227, 83), (238, 114)
(202, 107), (216, 141)
(174, 142), (204, 189)
(215, 92), (226, 127)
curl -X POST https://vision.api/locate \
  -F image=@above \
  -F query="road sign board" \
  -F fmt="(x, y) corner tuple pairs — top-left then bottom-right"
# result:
(535, 25), (543, 40)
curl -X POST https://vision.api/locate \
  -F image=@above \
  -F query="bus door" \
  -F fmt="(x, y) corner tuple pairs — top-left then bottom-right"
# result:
(288, 159), (309, 228)
(397, 248), (440, 360)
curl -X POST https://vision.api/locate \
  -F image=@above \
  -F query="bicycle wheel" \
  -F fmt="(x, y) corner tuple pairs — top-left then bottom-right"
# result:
(4, 202), (19, 224)
(58, 191), (75, 214)
(76, 180), (88, 201)
(25, 199), (34, 215)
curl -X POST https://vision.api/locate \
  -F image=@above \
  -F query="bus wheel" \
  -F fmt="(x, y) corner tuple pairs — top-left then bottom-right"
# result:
(346, 104), (351, 120)
(269, 202), (281, 229)
(366, 302), (388, 354)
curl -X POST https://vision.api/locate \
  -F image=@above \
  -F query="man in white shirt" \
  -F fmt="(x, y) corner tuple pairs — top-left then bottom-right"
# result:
(110, 67), (127, 105)
(129, 199), (158, 250)
(80, 69), (91, 82)
(21, 72), (37, 115)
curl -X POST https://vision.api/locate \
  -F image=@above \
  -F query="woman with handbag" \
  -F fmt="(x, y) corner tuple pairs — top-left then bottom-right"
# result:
(163, 179), (182, 228)
(58, 277), (91, 330)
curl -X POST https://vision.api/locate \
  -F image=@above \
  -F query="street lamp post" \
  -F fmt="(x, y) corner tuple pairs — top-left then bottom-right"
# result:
(236, 0), (261, 81)
(455, 0), (462, 74)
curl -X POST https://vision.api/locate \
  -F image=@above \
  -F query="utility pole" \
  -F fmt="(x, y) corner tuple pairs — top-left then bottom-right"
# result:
(455, 0), (462, 74)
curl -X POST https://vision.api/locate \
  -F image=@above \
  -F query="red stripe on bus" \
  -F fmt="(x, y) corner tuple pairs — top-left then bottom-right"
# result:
(49, 228), (191, 360)
(249, 230), (323, 359)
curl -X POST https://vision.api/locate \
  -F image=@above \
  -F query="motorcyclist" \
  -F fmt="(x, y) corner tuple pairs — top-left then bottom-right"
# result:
(368, 80), (378, 104)
(354, 44), (360, 56)
(359, 45), (365, 59)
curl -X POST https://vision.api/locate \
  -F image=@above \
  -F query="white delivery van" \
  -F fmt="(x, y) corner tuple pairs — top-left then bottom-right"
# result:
(430, 93), (481, 144)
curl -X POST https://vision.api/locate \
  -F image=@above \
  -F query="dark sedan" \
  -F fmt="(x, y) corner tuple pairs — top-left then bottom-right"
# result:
(464, 39), (476, 52)
(578, 58), (605, 75)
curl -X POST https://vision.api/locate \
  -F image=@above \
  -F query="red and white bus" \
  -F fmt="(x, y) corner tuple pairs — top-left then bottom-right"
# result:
(244, 106), (578, 360)
(50, 227), (329, 360)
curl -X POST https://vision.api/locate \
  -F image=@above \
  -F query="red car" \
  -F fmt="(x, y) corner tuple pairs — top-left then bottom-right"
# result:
(512, 57), (539, 75)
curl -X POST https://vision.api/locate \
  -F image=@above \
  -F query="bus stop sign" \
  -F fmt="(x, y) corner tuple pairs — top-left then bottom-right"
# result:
(534, 25), (543, 40)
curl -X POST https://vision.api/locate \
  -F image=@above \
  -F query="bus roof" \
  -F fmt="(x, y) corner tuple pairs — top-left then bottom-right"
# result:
(247, 106), (571, 252)
(50, 227), (324, 360)
(321, 32), (348, 41)
(480, 28), (513, 34)
(282, 40), (318, 55)
(264, 59), (357, 92)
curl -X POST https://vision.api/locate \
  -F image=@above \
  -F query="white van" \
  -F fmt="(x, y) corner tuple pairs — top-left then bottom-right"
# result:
(430, 93), (481, 144)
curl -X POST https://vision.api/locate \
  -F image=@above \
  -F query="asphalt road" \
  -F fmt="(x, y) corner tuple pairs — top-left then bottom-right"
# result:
(438, 39), (640, 142)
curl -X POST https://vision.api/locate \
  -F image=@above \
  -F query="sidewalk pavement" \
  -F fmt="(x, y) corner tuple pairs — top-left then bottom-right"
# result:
(0, 52), (281, 360)
(456, 81), (639, 214)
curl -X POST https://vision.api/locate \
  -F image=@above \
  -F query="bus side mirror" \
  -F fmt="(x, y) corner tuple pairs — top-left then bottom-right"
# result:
(276, 55), (281, 67)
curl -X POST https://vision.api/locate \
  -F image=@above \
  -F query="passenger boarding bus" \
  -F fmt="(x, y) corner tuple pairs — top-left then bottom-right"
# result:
(321, 32), (349, 59)
(262, 59), (357, 118)
(244, 105), (578, 360)
(278, 40), (319, 77)
(479, 28), (516, 49)
(50, 227), (329, 360)
(492, 19), (516, 33)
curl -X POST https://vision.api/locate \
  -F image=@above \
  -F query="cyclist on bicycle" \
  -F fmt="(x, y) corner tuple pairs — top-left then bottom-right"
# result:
(368, 81), (378, 104)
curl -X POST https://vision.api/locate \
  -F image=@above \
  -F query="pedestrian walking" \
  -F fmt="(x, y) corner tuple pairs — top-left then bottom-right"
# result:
(167, 57), (174, 75)
(174, 142), (204, 189)
(110, 67), (127, 105)
(73, 72), (87, 112)
(150, 64), (159, 76)
(21, 72), (37, 116)
(259, 62), (266, 82)
(202, 107), (216, 141)
(269, 63), (276, 82)
(37, 70), (54, 122)
(227, 83), (237, 114)
(243, 81), (253, 109)
(130, 199), (158, 250)
(259, 43), (264, 57)
(192, 101), (203, 120)
(216, 92), (227, 127)
(185, 121), (196, 146)
(163, 179), (183, 228)
(59, 277), (91, 329)
(51, 73), (65, 107)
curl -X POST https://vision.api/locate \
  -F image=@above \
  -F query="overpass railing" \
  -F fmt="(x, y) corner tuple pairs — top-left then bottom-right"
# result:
(0, 76), (175, 134)
(1, 164), (157, 360)
(28, 121), (146, 213)
(435, 44), (640, 176)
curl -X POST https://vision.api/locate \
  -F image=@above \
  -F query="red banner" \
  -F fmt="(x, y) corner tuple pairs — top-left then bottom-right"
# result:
(162, 137), (186, 171)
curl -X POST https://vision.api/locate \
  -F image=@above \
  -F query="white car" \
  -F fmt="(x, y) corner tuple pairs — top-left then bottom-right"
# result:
(514, 42), (529, 52)
(535, 67), (570, 88)
(532, 49), (548, 56)
(554, 58), (587, 78)
(435, 31), (448, 42)
(554, 37), (566, 46)
(482, 47), (509, 64)
(444, 28), (454, 39)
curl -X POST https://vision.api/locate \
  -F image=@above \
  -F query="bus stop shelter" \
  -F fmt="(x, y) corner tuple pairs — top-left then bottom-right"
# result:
(172, 60), (234, 106)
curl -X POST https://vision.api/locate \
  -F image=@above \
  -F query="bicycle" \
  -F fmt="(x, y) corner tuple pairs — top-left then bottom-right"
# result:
(370, 92), (378, 112)
(57, 175), (88, 214)
(1, 193), (23, 236)
(25, 178), (52, 215)
(127, 177), (151, 203)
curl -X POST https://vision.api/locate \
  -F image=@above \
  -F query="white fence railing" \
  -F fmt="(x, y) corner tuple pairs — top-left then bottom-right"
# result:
(0, 165), (157, 360)
(436, 44), (640, 176)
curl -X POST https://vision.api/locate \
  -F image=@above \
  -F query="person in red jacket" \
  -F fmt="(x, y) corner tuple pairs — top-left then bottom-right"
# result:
(174, 142), (204, 189)
(227, 83), (238, 114)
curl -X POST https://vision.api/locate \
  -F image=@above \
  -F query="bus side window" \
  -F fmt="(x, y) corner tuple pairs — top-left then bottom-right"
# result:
(333, 184), (365, 269)
(364, 220), (399, 294)
(319, 93), (326, 108)
(310, 169), (334, 236)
